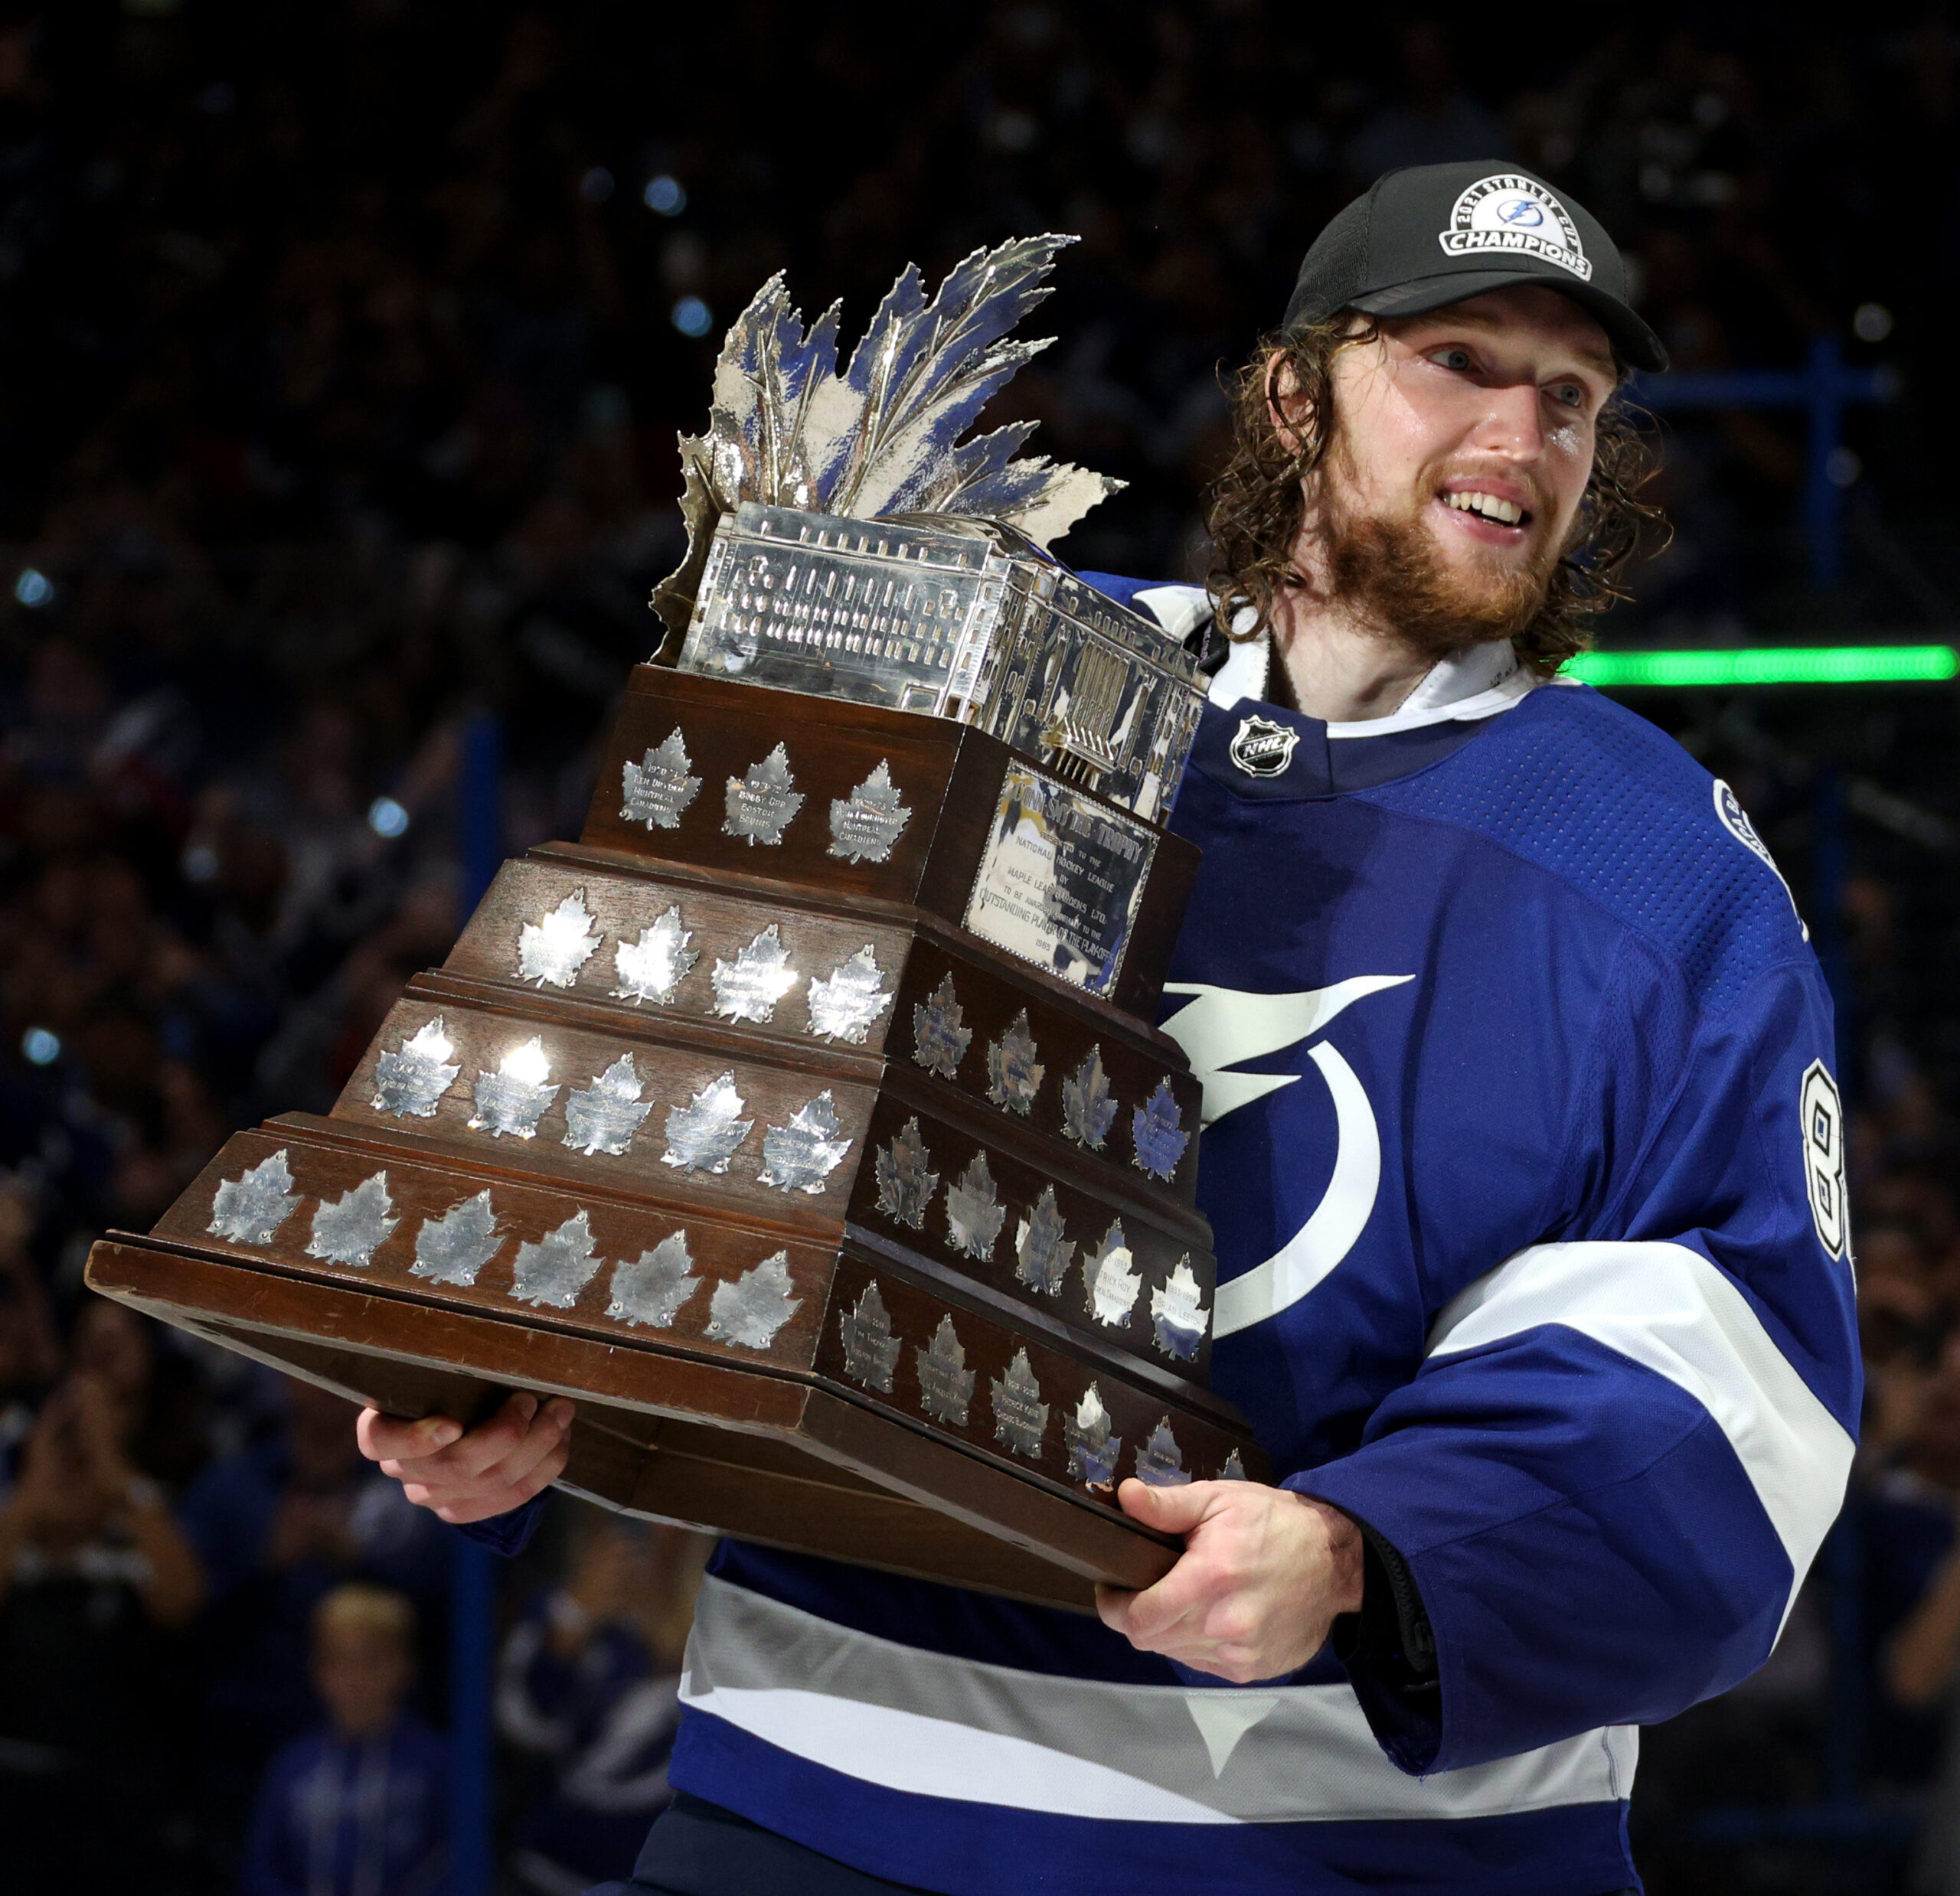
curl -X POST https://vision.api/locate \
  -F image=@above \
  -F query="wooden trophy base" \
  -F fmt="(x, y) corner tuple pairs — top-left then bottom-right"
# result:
(90, 1231), (1181, 1613)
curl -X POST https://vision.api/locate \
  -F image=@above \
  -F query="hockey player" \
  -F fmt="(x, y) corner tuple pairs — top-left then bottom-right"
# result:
(358, 162), (1862, 1896)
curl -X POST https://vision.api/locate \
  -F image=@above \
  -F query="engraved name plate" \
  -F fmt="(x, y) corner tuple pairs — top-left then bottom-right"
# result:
(562, 1054), (653, 1157)
(757, 1092), (853, 1194)
(985, 1011), (1044, 1115)
(724, 743), (805, 845)
(1064, 1385), (1122, 1490)
(606, 1232), (701, 1329)
(470, 1037), (560, 1139)
(210, 1150), (299, 1245)
(1150, 1257), (1209, 1362)
(874, 1118), (939, 1229)
(963, 763), (1156, 998)
(805, 946), (892, 1045)
(622, 729), (702, 829)
(990, 1348), (1049, 1460)
(411, 1190), (503, 1287)
(613, 906), (697, 1006)
(828, 760), (912, 864)
(916, 1316), (975, 1428)
(712, 925), (799, 1024)
(510, 1210), (604, 1310)
(1062, 1046), (1118, 1150)
(1086, 1220), (1142, 1326)
(1014, 1186), (1075, 1297)
(839, 1281), (902, 1394)
(911, 974), (971, 1079)
(373, 1018), (459, 1118)
(1135, 1419), (1192, 1486)
(307, 1173), (397, 1268)
(944, 1153), (1004, 1261)
(1131, 1080), (1191, 1181)
(518, 889), (600, 989)
(662, 1073), (753, 1174)
(704, 1251), (801, 1349)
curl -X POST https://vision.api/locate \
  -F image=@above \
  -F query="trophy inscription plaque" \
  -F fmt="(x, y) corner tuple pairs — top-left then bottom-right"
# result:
(87, 237), (1267, 1612)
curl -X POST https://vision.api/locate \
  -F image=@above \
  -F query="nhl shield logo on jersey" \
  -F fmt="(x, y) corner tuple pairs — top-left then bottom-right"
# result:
(1713, 778), (1810, 940)
(1228, 714), (1300, 778)
(1439, 175), (1592, 282)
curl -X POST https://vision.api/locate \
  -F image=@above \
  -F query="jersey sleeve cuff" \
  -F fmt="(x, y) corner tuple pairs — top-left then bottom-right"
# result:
(1285, 1475), (1442, 1774)
(450, 1493), (547, 1558)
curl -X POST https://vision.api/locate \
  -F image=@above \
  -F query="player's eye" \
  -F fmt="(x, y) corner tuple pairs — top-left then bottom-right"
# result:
(1549, 381), (1588, 410)
(1431, 345), (1475, 372)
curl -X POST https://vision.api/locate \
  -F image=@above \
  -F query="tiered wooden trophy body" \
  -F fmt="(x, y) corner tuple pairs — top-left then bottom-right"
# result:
(87, 665), (1268, 1611)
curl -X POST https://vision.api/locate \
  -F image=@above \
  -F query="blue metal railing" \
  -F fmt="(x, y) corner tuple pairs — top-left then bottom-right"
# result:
(1632, 337), (1896, 590)
(450, 708), (505, 1896)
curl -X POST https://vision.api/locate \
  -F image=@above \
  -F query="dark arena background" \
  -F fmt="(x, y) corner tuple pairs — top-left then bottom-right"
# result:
(0, 4), (1955, 1892)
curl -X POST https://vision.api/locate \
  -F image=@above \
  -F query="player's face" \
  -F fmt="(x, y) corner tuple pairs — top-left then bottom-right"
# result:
(1325, 286), (1617, 596)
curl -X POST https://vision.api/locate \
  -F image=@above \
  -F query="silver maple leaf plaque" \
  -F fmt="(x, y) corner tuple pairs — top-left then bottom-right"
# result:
(1064, 1385), (1122, 1490)
(1131, 1079), (1191, 1182)
(1135, 1418), (1192, 1487)
(911, 974), (971, 1079)
(804, 945), (892, 1045)
(985, 1011), (1045, 1115)
(662, 1072), (753, 1174)
(1151, 1257), (1210, 1362)
(613, 906), (699, 1007)
(1014, 1186), (1075, 1297)
(704, 1251), (801, 1349)
(828, 760), (912, 864)
(944, 1152), (1005, 1260)
(1220, 1449), (1248, 1480)
(712, 925), (799, 1024)
(839, 1281), (902, 1394)
(509, 1209), (605, 1310)
(1086, 1220), (1143, 1327)
(874, 1118), (939, 1229)
(916, 1315), (975, 1428)
(373, 1017), (459, 1118)
(306, 1172), (397, 1268)
(606, 1232), (701, 1329)
(469, 1036), (560, 1139)
(517, 889), (600, 989)
(411, 1189), (504, 1287)
(1062, 1046), (1119, 1150)
(758, 1092), (853, 1193)
(723, 743), (805, 845)
(562, 1053), (653, 1157)
(621, 728), (702, 830)
(990, 1348), (1049, 1460)
(209, 1149), (299, 1245)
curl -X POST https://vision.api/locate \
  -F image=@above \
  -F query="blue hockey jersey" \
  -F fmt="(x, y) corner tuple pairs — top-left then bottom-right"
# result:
(485, 581), (1863, 1896)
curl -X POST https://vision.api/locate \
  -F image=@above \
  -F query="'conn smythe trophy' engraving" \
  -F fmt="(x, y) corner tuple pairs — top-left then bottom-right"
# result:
(86, 234), (1265, 1615)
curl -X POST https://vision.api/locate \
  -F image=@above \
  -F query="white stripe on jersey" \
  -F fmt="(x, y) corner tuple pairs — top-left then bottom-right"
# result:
(1428, 1239), (1854, 1613)
(681, 1575), (1638, 1824)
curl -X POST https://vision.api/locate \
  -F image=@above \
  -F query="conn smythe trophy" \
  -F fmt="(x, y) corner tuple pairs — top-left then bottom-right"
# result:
(86, 238), (1268, 1610)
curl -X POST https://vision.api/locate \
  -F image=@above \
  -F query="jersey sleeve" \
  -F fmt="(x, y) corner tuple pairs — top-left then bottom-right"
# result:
(452, 1492), (547, 1558)
(1290, 948), (1860, 1774)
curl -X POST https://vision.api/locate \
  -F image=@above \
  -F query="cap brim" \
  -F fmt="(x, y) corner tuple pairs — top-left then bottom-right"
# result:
(1348, 269), (1668, 375)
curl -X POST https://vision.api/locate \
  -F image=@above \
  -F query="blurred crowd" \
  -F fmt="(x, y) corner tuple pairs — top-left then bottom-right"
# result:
(0, 2), (1952, 1890)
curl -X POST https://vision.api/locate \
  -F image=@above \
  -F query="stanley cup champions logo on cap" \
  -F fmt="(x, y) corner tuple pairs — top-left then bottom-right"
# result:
(1439, 175), (1592, 282)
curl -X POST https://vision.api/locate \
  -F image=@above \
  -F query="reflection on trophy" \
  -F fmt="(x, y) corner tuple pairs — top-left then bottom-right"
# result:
(85, 236), (1268, 1610)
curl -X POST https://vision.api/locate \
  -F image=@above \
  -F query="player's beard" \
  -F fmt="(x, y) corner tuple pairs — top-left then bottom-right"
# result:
(1315, 470), (1562, 664)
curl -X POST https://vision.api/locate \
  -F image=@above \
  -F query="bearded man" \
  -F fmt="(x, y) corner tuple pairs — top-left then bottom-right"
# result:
(360, 163), (1861, 1896)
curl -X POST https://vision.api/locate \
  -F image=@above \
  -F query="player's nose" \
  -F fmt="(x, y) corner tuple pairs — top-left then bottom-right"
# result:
(1466, 378), (1550, 461)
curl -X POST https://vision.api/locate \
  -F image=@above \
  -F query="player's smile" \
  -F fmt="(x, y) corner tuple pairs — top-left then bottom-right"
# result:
(1432, 475), (1536, 550)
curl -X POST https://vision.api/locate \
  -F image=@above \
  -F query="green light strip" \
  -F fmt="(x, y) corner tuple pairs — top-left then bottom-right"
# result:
(1565, 646), (1960, 687)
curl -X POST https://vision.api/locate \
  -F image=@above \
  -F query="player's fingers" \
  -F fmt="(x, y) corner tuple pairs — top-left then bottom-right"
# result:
(357, 1407), (464, 1464)
(430, 1431), (570, 1523)
(1115, 1476), (1219, 1539)
(469, 1398), (574, 1491)
(393, 1392), (560, 1484)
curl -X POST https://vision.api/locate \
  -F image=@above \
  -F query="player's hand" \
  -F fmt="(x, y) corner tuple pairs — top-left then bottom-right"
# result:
(1095, 1478), (1363, 1682)
(356, 1392), (574, 1524)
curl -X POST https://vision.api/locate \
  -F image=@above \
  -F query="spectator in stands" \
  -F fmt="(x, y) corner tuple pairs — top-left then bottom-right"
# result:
(496, 1513), (709, 1894)
(181, 1375), (449, 1858)
(0, 1306), (207, 1891)
(243, 1581), (449, 1896)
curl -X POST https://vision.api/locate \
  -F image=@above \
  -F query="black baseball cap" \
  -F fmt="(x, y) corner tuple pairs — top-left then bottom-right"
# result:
(1284, 160), (1668, 374)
